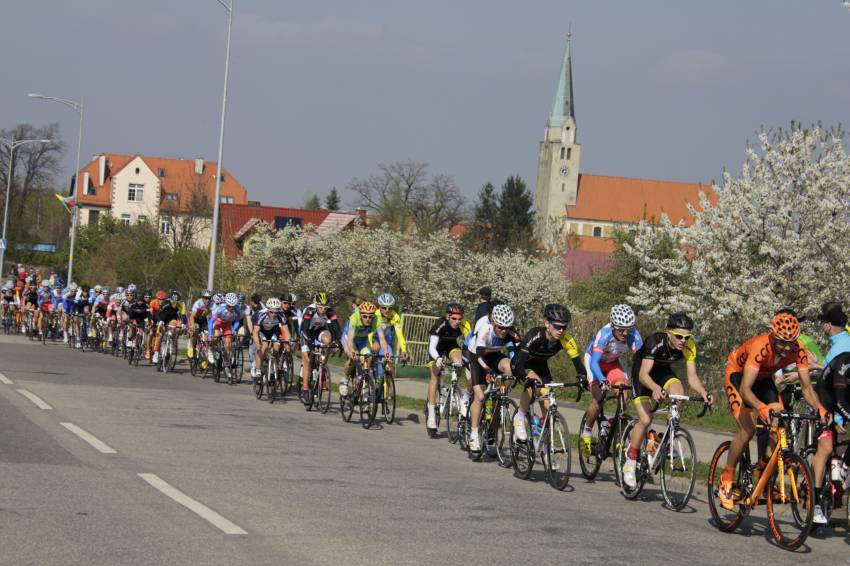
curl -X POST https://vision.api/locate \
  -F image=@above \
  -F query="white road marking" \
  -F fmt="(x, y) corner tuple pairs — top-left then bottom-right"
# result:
(60, 422), (117, 454)
(138, 473), (247, 535)
(0, 373), (12, 385)
(16, 389), (52, 410)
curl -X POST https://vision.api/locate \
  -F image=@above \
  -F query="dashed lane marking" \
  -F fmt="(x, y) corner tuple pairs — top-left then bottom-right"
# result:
(16, 389), (53, 410)
(60, 422), (117, 454)
(0, 373), (12, 385)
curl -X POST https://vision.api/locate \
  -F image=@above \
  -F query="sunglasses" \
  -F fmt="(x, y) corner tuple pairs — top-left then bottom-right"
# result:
(449, 316), (463, 322)
(494, 324), (508, 331)
(549, 322), (567, 331)
(361, 314), (374, 320)
(669, 331), (691, 341)
(775, 339), (797, 348)
(612, 326), (631, 333)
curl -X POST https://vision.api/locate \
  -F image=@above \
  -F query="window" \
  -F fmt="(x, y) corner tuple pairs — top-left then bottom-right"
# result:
(592, 226), (602, 237)
(560, 147), (565, 159)
(219, 173), (226, 182)
(163, 192), (178, 202)
(135, 167), (140, 174)
(120, 214), (131, 226)
(567, 148), (572, 160)
(86, 180), (96, 196)
(89, 210), (100, 224)
(561, 183), (565, 193)
(158, 168), (166, 177)
(160, 219), (172, 236)
(137, 215), (147, 224)
(274, 216), (302, 230)
(220, 196), (234, 204)
(128, 183), (144, 202)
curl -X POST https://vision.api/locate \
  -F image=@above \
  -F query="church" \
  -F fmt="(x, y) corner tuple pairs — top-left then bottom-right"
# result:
(534, 37), (713, 278)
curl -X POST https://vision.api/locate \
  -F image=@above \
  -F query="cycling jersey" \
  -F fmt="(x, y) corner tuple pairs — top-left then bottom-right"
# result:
(156, 300), (185, 324)
(512, 326), (584, 383)
(469, 320), (521, 387)
(208, 304), (242, 335)
(299, 305), (341, 342)
(255, 310), (285, 339)
(347, 311), (377, 344)
(428, 316), (472, 361)
(124, 300), (150, 323)
(375, 309), (408, 353)
(585, 324), (642, 383)
(631, 332), (697, 399)
(817, 351), (850, 421)
(22, 288), (37, 306)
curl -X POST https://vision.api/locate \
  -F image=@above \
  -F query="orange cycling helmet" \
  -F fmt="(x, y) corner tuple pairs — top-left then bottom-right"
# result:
(359, 301), (377, 315)
(770, 312), (801, 342)
(156, 290), (167, 300)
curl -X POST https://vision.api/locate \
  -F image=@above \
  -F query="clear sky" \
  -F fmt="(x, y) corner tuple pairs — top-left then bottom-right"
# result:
(2, 1), (848, 209)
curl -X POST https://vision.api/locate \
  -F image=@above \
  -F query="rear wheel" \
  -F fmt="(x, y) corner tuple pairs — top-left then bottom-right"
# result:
(706, 441), (746, 533)
(618, 420), (648, 499)
(280, 352), (293, 396)
(511, 412), (534, 480)
(544, 413), (572, 490)
(578, 413), (603, 480)
(659, 428), (698, 511)
(340, 374), (355, 422)
(766, 451), (814, 551)
(360, 375), (378, 429)
(494, 398), (517, 468)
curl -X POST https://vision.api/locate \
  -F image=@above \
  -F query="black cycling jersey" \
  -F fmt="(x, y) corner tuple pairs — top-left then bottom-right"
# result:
(156, 301), (181, 324)
(300, 306), (341, 341)
(511, 326), (585, 382)
(23, 289), (38, 305)
(125, 300), (150, 322)
(817, 351), (850, 421)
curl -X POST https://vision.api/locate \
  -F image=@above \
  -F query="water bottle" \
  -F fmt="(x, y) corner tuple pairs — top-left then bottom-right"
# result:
(600, 417), (611, 438)
(531, 415), (542, 438)
(439, 384), (448, 408)
(831, 456), (846, 482)
(484, 398), (493, 421)
(647, 430), (660, 454)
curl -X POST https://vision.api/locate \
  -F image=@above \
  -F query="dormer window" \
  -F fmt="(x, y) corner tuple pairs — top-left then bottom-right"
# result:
(158, 168), (166, 177)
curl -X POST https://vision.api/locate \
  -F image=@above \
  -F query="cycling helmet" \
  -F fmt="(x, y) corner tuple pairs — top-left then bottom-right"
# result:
(771, 312), (801, 341)
(237, 293), (246, 303)
(143, 289), (152, 299)
(101, 287), (110, 294)
(265, 297), (281, 311)
(93, 284), (102, 293)
(313, 292), (329, 307)
(290, 293), (298, 303)
(127, 283), (137, 294)
(40, 280), (49, 287)
(170, 290), (181, 302)
(127, 289), (137, 299)
(359, 301), (377, 315)
(202, 290), (212, 299)
(544, 303), (571, 324)
(156, 290), (166, 300)
(377, 293), (396, 307)
(666, 313), (695, 330)
(610, 304), (636, 328)
(212, 293), (224, 305)
(446, 302), (465, 316)
(491, 304), (514, 327)
(115, 286), (124, 295)
(225, 292), (239, 307)
(279, 292), (294, 303)
(70, 282), (78, 291)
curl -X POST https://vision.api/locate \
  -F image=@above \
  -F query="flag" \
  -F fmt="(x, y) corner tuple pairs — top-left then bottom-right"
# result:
(54, 194), (76, 213)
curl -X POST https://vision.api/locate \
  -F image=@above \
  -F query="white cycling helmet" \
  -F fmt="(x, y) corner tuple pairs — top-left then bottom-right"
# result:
(70, 282), (78, 291)
(265, 297), (281, 311)
(377, 293), (396, 307)
(225, 292), (239, 307)
(93, 284), (102, 293)
(610, 304), (636, 328)
(127, 283), (137, 293)
(491, 303), (514, 327)
(213, 293), (224, 305)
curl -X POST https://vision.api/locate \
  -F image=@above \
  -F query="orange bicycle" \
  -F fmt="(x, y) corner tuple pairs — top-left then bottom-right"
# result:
(707, 409), (817, 551)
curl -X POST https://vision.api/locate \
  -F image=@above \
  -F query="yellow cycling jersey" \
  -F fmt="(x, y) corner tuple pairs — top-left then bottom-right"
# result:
(375, 309), (408, 352)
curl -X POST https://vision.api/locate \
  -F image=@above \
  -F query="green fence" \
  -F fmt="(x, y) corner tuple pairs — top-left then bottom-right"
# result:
(402, 313), (438, 366)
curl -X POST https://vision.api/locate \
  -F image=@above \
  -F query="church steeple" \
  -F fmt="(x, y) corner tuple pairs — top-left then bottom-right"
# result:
(547, 34), (575, 129)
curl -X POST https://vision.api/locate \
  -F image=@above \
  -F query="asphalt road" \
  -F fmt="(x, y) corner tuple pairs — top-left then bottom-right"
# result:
(1, 334), (848, 565)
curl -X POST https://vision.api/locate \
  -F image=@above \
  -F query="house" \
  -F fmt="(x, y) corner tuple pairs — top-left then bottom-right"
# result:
(534, 36), (716, 279)
(72, 153), (248, 248)
(219, 203), (369, 257)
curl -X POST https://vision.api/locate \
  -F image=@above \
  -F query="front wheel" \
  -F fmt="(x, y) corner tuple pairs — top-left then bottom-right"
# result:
(446, 387), (461, 444)
(494, 398), (517, 468)
(511, 412), (534, 480)
(578, 413), (603, 481)
(383, 373), (396, 424)
(618, 419), (647, 499)
(659, 428), (698, 511)
(317, 365), (332, 413)
(359, 375), (378, 429)
(706, 441), (746, 533)
(340, 376), (355, 422)
(544, 413), (572, 490)
(766, 451), (814, 551)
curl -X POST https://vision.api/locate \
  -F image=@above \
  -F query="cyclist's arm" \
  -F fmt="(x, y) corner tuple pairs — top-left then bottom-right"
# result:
(428, 334), (440, 361)
(393, 318), (408, 353)
(346, 324), (356, 356)
(684, 360), (709, 400)
(638, 358), (659, 392)
(589, 350), (605, 382)
(797, 366), (826, 418)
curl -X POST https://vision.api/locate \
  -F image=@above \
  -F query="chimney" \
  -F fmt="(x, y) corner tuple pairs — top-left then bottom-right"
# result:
(98, 155), (106, 186)
(194, 158), (204, 175)
(356, 207), (368, 227)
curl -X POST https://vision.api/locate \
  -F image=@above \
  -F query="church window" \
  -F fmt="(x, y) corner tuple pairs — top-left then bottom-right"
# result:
(560, 147), (565, 159)
(567, 148), (572, 160)
(592, 226), (602, 237)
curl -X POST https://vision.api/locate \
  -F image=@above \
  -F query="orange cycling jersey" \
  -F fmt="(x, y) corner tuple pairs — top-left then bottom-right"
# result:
(726, 332), (808, 380)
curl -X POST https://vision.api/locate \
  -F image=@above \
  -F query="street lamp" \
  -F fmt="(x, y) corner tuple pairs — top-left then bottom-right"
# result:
(28, 93), (84, 285)
(0, 137), (52, 275)
(207, 0), (234, 290)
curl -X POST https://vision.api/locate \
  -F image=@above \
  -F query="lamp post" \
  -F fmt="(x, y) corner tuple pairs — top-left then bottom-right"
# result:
(28, 93), (83, 285)
(0, 138), (52, 275)
(207, 0), (234, 290)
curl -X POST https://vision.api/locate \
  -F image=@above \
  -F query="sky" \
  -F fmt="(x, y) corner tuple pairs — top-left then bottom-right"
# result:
(2, 1), (849, 210)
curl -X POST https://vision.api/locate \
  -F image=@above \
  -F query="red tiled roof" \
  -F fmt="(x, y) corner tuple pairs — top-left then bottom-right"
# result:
(567, 174), (716, 225)
(74, 153), (247, 211)
(219, 204), (367, 257)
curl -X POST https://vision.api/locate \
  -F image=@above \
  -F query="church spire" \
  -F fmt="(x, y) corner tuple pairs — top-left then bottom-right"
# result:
(548, 33), (575, 129)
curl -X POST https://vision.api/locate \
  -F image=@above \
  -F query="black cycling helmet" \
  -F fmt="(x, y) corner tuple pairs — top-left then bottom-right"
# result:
(279, 292), (294, 303)
(250, 293), (261, 305)
(445, 302), (465, 316)
(170, 290), (181, 302)
(143, 289), (152, 298)
(666, 313), (695, 330)
(543, 303), (571, 324)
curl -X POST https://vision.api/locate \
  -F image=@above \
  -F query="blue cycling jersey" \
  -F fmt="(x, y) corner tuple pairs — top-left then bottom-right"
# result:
(585, 323), (643, 382)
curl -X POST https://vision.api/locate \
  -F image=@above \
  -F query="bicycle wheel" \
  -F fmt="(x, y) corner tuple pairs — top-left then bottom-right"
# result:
(766, 451), (814, 551)
(706, 441), (747, 532)
(280, 352), (293, 396)
(511, 412), (534, 480)
(618, 419), (647, 499)
(494, 398), (517, 468)
(383, 373), (396, 424)
(359, 376), (378, 429)
(190, 341), (200, 376)
(317, 365), (332, 413)
(544, 413), (572, 490)
(659, 428), (698, 511)
(446, 387), (462, 444)
(578, 413), (602, 480)
(340, 376), (355, 422)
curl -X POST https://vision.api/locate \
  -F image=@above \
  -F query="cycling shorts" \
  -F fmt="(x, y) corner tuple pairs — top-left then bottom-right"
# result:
(427, 341), (462, 365)
(632, 365), (680, 403)
(258, 326), (282, 342)
(301, 336), (327, 353)
(40, 303), (51, 312)
(214, 319), (234, 336)
(724, 370), (782, 420)
(512, 358), (553, 384)
(471, 352), (509, 388)
(583, 353), (629, 386)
